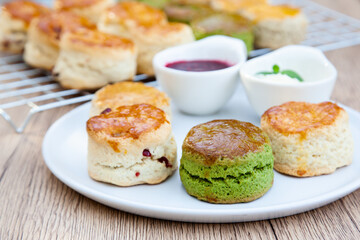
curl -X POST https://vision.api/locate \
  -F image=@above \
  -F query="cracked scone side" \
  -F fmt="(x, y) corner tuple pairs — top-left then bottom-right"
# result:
(261, 101), (354, 177)
(53, 29), (137, 90)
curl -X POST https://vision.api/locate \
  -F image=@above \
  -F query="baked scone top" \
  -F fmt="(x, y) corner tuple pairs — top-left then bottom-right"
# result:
(211, 0), (267, 12)
(94, 82), (170, 111)
(55, 0), (103, 9)
(183, 120), (269, 163)
(243, 4), (301, 22)
(87, 103), (169, 140)
(262, 101), (343, 135)
(36, 11), (96, 41)
(65, 29), (135, 49)
(104, 1), (167, 27)
(2, 0), (49, 26)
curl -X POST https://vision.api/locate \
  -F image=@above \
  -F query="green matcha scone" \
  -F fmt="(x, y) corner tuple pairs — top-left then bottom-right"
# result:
(179, 119), (274, 204)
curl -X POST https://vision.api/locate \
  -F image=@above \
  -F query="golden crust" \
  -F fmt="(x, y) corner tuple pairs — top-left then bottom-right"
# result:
(35, 11), (96, 44)
(92, 82), (170, 112)
(55, 0), (104, 9)
(64, 29), (135, 49)
(87, 104), (169, 148)
(241, 4), (301, 22)
(2, 0), (49, 26)
(183, 120), (269, 165)
(211, 0), (267, 13)
(261, 101), (342, 137)
(140, 22), (188, 36)
(104, 1), (167, 27)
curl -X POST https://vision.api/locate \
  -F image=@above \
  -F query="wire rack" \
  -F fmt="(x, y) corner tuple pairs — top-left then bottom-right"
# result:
(0, 54), (151, 133)
(1, 0), (360, 133)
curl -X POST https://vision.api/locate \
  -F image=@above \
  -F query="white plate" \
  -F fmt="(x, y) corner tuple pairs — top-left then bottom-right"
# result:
(42, 86), (360, 223)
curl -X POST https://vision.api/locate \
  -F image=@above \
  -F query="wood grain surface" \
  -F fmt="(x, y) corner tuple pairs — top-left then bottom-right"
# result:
(1, 0), (360, 239)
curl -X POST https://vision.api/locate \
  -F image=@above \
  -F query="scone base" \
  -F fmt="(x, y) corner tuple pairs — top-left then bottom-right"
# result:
(179, 145), (274, 204)
(274, 161), (352, 178)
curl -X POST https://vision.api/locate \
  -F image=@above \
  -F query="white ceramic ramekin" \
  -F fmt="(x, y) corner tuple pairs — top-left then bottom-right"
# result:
(240, 45), (337, 116)
(153, 36), (247, 115)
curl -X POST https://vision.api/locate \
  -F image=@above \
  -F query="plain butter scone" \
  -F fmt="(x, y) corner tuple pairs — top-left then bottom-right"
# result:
(23, 11), (96, 70)
(87, 104), (177, 186)
(90, 82), (171, 117)
(240, 4), (307, 49)
(98, 1), (194, 75)
(54, 0), (115, 23)
(0, 0), (49, 53)
(261, 101), (354, 177)
(53, 29), (137, 90)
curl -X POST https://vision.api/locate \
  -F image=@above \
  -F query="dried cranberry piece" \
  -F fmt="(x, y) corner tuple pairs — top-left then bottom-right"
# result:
(101, 108), (112, 114)
(135, 172), (140, 177)
(158, 157), (172, 168)
(142, 149), (151, 157)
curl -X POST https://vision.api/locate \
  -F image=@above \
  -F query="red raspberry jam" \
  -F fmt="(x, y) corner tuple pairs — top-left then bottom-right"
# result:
(166, 60), (231, 72)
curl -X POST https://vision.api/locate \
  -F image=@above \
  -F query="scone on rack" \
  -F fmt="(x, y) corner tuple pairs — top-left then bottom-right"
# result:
(23, 11), (96, 70)
(210, 0), (267, 13)
(54, 0), (115, 23)
(240, 4), (307, 49)
(53, 29), (137, 90)
(180, 119), (274, 203)
(261, 101), (354, 177)
(87, 103), (177, 186)
(90, 82), (171, 117)
(172, 0), (211, 5)
(0, 0), (49, 53)
(98, 1), (194, 75)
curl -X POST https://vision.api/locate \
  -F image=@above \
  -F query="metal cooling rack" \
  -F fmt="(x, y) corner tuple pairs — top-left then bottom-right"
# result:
(1, 0), (360, 133)
(0, 54), (151, 133)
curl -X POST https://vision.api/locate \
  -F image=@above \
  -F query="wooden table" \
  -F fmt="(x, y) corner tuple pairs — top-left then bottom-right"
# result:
(1, 0), (360, 239)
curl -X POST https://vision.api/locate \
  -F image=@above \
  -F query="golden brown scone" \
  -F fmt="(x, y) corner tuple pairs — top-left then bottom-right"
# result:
(23, 11), (96, 70)
(87, 103), (177, 186)
(172, 0), (211, 5)
(98, 1), (194, 75)
(210, 0), (267, 12)
(240, 4), (307, 49)
(0, 0), (49, 53)
(261, 102), (354, 177)
(90, 82), (171, 117)
(101, 1), (168, 27)
(54, 0), (115, 23)
(53, 29), (137, 90)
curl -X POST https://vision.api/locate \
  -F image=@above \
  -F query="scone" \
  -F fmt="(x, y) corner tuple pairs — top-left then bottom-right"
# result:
(0, 0), (49, 53)
(180, 119), (274, 203)
(90, 82), (171, 117)
(54, 0), (115, 23)
(261, 101), (354, 177)
(53, 29), (137, 90)
(190, 13), (254, 52)
(98, 1), (195, 75)
(240, 4), (307, 49)
(23, 11), (96, 70)
(172, 0), (211, 5)
(87, 104), (177, 186)
(164, 3), (213, 23)
(210, 0), (267, 13)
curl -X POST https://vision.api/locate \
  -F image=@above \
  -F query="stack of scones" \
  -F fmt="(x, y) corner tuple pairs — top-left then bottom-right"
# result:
(0, 0), (195, 89)
(87, 82), (177, 186)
